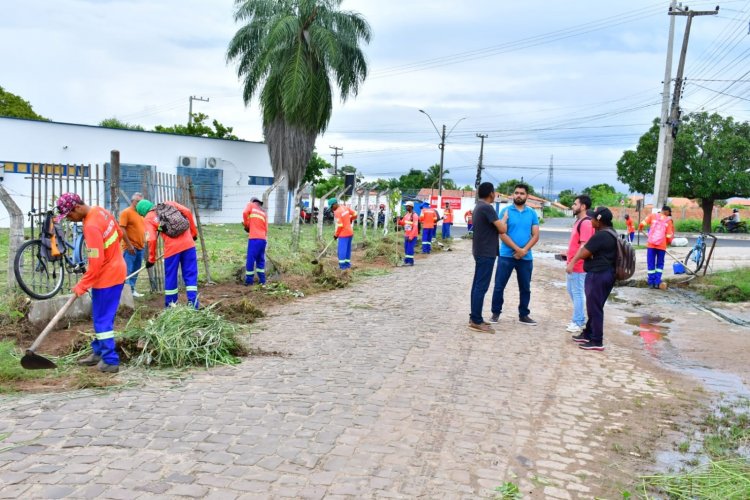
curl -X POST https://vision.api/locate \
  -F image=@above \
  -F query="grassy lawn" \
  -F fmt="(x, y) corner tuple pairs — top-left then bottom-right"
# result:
(698, 267), (750, 302)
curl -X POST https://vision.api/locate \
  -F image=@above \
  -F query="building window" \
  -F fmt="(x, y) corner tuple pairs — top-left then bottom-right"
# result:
(177, 166), (223, 210)
(247, 176), (274, 186)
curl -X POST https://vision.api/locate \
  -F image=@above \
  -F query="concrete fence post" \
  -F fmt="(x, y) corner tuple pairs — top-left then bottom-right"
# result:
(0, 183), (24, 290)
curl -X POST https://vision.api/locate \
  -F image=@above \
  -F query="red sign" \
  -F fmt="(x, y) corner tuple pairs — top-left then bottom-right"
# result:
(432, 196), (461, 209)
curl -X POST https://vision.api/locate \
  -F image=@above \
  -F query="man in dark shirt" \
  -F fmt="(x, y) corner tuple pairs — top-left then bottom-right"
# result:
(469, 182), (506, 333)
(565, 207), (617, 351)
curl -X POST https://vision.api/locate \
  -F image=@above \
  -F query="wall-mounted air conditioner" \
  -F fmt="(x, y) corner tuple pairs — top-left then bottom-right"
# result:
(205, 157), (220, 168)
(179, 156), (197, 168)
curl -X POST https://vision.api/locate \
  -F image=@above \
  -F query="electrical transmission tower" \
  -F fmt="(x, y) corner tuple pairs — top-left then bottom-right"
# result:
(545, 155), (554, 200)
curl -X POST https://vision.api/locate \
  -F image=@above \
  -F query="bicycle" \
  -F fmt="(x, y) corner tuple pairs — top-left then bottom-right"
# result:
(683, 231), (716, 274)
(14, 210), (88, 300)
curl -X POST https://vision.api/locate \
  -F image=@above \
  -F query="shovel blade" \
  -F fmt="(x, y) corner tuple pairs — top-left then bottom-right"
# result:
(310, 260), (319, 265)
(21, 350), (57, 370)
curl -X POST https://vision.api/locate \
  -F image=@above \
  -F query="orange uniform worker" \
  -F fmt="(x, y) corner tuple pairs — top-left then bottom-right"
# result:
(419, 202), (438, 253)
(639, 205), (674, 289)
(56, 193), (126, 373)
(137, 199), (200, 307)
(442, 201), (454, 239)
(242, 196), (268, 285)
(465, 209), (474, 232)
(624, 214), (635, 243)
(329, 198), (357, 270)
(398, 201), (419, 266)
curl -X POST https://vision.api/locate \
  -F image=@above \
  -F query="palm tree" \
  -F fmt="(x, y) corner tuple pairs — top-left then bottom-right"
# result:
(227, 0), (371, 222)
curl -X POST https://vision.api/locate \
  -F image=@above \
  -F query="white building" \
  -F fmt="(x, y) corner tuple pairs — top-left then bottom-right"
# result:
(0, 117), (289, 227)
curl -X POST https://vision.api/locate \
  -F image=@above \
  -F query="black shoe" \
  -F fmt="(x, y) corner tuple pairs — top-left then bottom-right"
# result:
(579, 341), (605, 351)
(489, 314), (500, 323)
(96, 360), (119, 373)
(571, 333), (590, 343)
(518, 316), (537, 326)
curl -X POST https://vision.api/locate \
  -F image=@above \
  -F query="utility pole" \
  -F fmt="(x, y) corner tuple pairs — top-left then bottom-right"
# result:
(652, 3), (718, 211)
(419, 110), (466, 198)
(329, 145), (343, 175)
(475, 134), (488, 200)
(188, 96), (209, 126)
(546, 154), (554, 200)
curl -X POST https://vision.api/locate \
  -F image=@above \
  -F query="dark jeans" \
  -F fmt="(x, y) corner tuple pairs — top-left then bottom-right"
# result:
(491, 257), (533, 318)
(470, 255), (497, 324)
(582, 269), (615, 344)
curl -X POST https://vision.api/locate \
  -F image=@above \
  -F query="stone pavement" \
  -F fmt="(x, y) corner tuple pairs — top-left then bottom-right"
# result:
(0, 242), (679, 499)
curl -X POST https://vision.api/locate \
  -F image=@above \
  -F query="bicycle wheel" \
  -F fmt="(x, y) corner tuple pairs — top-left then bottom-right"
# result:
(684, 242), (706, 273)
(13, 240), (65, 299)
(74, 237), (88, 270)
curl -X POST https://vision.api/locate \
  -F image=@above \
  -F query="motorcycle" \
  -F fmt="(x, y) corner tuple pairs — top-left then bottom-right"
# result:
(717, 218), (748, 233)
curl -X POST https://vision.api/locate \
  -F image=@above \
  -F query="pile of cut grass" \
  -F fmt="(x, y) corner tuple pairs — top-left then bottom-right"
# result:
(123, 305), (247, 368)
(640, 459), (750, 499)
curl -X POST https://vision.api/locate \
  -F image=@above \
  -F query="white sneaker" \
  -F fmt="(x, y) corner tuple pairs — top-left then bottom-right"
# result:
(565, 322), (582, 333)
(132, 291), (144, 298)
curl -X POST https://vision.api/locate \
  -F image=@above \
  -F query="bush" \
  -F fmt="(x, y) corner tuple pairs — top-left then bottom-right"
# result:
(543, 207), (566, 218)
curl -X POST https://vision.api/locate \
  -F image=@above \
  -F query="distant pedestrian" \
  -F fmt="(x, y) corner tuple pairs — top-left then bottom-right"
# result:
(242, 196), (268, 285)
(490, 183), (540, 326)
(138, 199), (200, 308)
(329, 198), (357, 270)
(638, 205), (674, 289)
(56, 193), (126, 373)
(465, 209), (473, 232)
(469, 182), (505, 333)
(624, 214), (635, 242)
(564, 195), (593, 334)
(441, 201), (453, 239)
(119, 192), (146, 297)
(567, 207), (618, 351)
(419, 202), (438, 253)
(398, 201), (419, 266)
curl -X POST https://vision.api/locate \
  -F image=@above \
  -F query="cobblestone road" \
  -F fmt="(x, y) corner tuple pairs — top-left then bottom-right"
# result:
(0, 242), (681, 499)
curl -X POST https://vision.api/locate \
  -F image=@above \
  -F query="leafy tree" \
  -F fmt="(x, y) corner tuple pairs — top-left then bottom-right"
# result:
(226, 0), (371, 222)
(314, 175), (344, 198)
(397, 169), (428, 191)
(154, 113), (239, 140)
(581, 183), (626, 207)
(0, 86), (47, 120)
(617, 112), (750, 231)
(557, 189), (576, 208)
(460, 184), (474, 191)
(302, 151), (332, 186)
(99, 117), (145, 131)
(495, 179), (537, 196)
(582, 183), (616, 195)
(424, 163), (456, 191)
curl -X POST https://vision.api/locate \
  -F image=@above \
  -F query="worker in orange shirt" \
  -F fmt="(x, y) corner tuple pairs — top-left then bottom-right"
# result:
(242, 196), (268, 285)
(119, 192), (145, 297)
(329, 198), (357, 270)
(624, 214), (635, 242)
(137, 199), (200, 307)
(465, 209), (473, 232)
(441, 201), (454, 239)
(639, 205), (674, 289)
(398, 201), (419, 266)
(419, 202), (438, 253)
(56, 193), (126, 373)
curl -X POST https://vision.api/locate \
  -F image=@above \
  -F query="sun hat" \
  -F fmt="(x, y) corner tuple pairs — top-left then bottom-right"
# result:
(55, 193), (83, 222)
(136, 199), (154, 217)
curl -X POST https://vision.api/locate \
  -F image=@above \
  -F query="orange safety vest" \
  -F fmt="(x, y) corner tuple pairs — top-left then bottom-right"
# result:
(242, 202), (267, 240)
(400, 212), (419, 238)
(144, 201), (197, 262)
(465, 210), (473, 224)
(334, 206), (357, 238)
(443, 208), (453, 224)
(420, 208), (437, 229)
(74, 206), (126, 295)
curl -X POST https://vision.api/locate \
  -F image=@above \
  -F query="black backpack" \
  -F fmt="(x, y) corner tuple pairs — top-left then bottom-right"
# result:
(155, 203), (190, 238)
(602, 228), (636, 280)
(40, 212), (66, 261)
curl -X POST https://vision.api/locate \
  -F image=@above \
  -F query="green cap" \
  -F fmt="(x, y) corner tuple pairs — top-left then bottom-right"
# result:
(136, 199), (154, 217)
(327, 198), (338, 209)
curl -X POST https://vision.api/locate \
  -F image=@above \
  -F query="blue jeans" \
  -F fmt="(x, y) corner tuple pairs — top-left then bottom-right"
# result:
(566, 272), (586, 327)
(491, 257), (533, 318)
(470, 255), (497, 324)
(123, 248), (144, 291)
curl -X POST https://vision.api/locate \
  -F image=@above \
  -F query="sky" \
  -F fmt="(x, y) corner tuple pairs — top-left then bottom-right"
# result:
(3, 0), (750, 196)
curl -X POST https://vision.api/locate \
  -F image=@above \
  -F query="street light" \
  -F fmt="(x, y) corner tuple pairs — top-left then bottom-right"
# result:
(419, 109), (466, 196)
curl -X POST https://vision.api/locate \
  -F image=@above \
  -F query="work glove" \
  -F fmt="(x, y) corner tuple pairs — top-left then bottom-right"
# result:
(244, 226), (249, 233)
(145, 261), (155, 269)
(193, 236), (198, 241)
(333, 235), (338, 240)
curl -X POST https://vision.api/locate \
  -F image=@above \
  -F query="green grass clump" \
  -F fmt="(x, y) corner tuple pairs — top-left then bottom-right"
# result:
(641, 459), (750, 499)
(362, 234), (402, 265)
(123, 305), (247, 368)
(699, 268), (750, 303)
(0, 340), (46, 391)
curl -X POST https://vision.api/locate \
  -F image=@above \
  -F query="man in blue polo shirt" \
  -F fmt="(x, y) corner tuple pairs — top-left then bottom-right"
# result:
(490, 183), (540, 326)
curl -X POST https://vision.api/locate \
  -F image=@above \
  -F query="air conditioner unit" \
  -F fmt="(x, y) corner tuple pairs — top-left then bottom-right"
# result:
(179, 156), (197, 168)
(205, 157), (220, 168)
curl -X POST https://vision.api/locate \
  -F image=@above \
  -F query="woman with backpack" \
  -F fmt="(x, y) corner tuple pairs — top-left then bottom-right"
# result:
(639, 205), (674, 289)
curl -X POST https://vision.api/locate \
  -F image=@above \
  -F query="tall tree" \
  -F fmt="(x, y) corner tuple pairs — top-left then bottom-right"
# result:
(424, 163), (456, 191)
(302, 151), (332, 186)
(557, 189), (576, 208)
(0, 86), (47, 120)
(227, 0), (371, 222)
(496, 179), (537, 196)
(617, 112), (750, 231)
